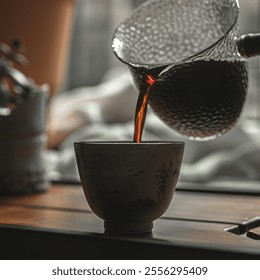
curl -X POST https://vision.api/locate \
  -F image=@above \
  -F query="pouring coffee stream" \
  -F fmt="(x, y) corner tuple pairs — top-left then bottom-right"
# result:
(112, 0), (260, 143)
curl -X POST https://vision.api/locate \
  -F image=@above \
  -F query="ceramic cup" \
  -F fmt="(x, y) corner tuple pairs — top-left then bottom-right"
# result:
(0, 85), (49, 195)
(74, 141), (184, 234)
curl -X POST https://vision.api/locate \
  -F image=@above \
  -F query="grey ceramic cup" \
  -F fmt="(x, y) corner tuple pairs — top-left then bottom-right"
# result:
(0, 86), (49, 195)
(74, 141), (184, 234)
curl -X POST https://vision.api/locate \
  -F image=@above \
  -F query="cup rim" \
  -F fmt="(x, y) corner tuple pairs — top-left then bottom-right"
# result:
(74, 140), (185, 146)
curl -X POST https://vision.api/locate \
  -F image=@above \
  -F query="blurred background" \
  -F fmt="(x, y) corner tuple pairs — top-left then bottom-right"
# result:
(2, 0), (260, 188)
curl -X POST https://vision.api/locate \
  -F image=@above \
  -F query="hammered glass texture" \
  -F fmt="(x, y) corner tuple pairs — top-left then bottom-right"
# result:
(112, 0), (248, 140)
(149, 59), (248, 140)
(112, 0), (241, 66)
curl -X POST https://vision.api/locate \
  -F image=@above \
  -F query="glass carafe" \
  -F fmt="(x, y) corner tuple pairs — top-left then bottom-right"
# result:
(112, 0), (260, 140)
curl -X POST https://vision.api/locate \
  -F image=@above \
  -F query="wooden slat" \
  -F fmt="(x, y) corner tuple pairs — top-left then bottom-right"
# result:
(0, 201), (260, 255)
(165, 191), (260, 224)
(0, 184), (89, 211)
(0, 204), (102, 233)
(1, 184), (260, 258)
(1, 184), (260, 225)
(0, 223), (257, 259)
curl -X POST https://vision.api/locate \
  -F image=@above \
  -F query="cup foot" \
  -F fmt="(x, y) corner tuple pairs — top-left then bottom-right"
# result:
(104, 221), (153, 234)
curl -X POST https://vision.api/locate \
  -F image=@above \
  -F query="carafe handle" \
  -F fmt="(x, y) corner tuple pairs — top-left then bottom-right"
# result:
(237, 33), (260, 58)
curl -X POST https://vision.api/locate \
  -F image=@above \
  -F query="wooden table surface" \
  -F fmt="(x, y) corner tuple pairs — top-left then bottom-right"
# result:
(0, 182), (260, 259)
